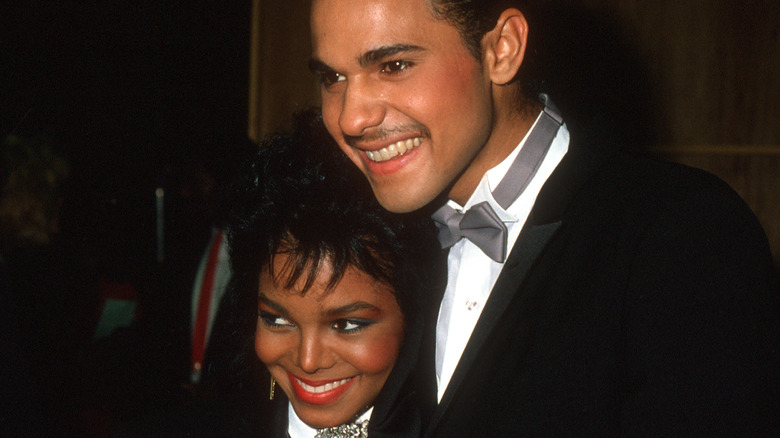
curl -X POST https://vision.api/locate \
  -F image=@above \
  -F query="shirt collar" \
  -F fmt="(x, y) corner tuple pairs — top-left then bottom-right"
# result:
(288, 404), (317, 438)
(450, 111), (545, 223)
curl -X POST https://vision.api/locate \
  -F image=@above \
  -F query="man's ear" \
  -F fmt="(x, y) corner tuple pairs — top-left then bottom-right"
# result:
(483, 9), (528, 85)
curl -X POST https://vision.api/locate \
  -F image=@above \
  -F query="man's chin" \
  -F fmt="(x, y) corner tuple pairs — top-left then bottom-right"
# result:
(373, 188), (434, 214)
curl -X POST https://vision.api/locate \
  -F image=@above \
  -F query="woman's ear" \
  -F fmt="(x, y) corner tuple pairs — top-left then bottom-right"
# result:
(482, 9), (528, 85)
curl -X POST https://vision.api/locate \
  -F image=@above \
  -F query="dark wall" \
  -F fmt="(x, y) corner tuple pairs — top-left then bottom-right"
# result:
(2, 0), (254, 269)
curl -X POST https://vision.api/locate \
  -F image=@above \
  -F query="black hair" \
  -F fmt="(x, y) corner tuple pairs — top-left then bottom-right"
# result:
(225, 108), (441, 335)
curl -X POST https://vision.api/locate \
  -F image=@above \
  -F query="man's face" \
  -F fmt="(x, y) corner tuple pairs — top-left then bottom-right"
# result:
(311, 0), (495, 212)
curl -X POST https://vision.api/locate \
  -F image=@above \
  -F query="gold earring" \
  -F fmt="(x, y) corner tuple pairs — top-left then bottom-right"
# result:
(269, 375), (276, 400)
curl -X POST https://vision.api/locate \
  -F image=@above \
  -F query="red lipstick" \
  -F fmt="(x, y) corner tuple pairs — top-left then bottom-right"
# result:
(287, 371), (356, 405)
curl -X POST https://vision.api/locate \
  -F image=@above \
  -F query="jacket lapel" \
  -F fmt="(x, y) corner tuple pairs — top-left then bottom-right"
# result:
(424, 135), (611, 436)
(426, 220), (562, 433)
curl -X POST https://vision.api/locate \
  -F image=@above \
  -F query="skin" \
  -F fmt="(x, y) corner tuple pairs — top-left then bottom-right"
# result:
(311, 0), (536, 212)
(255, 253), (405, 428)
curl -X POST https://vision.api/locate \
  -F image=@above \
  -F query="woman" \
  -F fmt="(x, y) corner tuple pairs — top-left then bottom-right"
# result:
(226, 110), (443, 437)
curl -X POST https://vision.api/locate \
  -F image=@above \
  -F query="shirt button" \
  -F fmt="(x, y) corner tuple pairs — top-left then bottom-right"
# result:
(465, 299), (479, 311)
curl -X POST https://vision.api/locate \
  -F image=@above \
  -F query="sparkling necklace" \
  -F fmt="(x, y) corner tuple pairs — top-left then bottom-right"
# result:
(314, 418), (369, 438)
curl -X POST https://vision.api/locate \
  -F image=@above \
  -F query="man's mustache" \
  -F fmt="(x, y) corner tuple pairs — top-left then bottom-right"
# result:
(344, 124), (431, 147)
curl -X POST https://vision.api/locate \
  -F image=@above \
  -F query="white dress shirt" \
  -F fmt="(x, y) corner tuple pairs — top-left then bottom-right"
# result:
(435, 115), (570, 401)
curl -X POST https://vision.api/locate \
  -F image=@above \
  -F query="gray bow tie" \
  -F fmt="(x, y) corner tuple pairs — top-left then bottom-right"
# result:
(431, 95), (563, 263)
(432, 201), (508, 262)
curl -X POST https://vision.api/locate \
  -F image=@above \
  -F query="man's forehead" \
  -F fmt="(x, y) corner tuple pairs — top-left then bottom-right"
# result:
(311, 0), (432, 11)
(310, 0), (441, 58)
(311, 0), (436, 32)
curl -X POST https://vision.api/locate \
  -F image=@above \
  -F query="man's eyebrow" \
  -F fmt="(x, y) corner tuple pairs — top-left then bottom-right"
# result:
(308, 44), (426, 74)
(358, 44), (425, 68)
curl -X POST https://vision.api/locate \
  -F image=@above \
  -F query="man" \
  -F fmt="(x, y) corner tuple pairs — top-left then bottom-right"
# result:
(310, 0), (779, 436)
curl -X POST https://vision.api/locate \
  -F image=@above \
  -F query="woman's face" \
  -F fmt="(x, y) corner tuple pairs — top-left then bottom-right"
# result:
(255, 253), (405, 428)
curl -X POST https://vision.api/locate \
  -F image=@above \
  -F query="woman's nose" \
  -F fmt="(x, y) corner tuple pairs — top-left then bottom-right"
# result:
(296, 330), (335, 374)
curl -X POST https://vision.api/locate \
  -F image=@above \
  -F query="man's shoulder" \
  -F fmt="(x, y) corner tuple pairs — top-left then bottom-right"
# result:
(549, 148), (772, 272)
(578, 150), (755, 220)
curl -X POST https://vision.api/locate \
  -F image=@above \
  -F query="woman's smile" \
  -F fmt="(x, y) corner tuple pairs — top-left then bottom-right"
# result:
(288, 372), (357, 405)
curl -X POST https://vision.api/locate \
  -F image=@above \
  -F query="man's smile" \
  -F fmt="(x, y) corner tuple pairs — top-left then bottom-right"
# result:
(365, 137), (423, 162)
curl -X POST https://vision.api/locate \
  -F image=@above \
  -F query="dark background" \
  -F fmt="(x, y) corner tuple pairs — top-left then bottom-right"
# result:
(2, 4), (258, 434)
(2, 1), (254, 270)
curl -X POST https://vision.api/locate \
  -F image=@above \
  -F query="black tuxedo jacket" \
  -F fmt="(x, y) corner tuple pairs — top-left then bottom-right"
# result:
(415, 140), (779, 436)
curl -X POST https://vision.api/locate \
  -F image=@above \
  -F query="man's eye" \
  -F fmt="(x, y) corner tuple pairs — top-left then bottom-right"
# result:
(381, 60), (412, 74)
(259, 311), (294, 328)
(331, 319), (372, 333)
(318, 71), (346, 86)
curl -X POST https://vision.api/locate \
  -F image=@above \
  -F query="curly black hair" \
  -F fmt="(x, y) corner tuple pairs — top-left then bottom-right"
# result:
(216, 109), (443, 430)
(226, 108), (439, 317)
(221, 110), (443, 394)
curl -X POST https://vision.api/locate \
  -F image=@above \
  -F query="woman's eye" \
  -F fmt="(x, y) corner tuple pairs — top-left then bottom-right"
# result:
(381, 60), (412, 74)
(331, 319), (371, 333)
(259, 311), (294, 328)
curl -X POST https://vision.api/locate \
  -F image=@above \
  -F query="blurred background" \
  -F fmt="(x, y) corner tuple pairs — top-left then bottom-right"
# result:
(2, 2), (257, 435)
(3, 0), (253, 237)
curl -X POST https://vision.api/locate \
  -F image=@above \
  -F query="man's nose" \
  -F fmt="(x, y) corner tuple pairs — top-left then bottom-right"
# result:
(338, 80), (385, 138)
(296, 330), (335, 374)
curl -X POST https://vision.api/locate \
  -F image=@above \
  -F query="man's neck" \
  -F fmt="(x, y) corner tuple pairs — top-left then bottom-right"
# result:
(447, 108), (539, 205)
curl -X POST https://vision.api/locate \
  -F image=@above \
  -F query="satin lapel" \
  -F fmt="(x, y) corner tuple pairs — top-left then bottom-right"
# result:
(425, 220), (562, 434)
(423, 135), (612, 437)
(418, 249), (449, 424)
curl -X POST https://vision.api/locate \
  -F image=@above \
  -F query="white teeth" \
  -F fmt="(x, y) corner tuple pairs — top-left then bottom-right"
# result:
(295, 377), (352, 394)
(365, 137), (423, 162)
